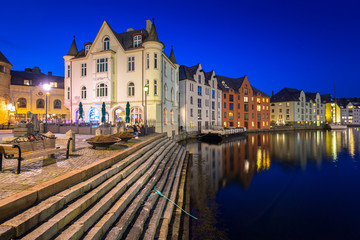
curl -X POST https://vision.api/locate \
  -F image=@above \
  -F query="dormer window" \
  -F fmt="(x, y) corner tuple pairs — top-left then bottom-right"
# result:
(134, 35), (142, 47)
(85, 45), (91, 55)
(104, 37), (110, 50)
(24, 80), (32, 85)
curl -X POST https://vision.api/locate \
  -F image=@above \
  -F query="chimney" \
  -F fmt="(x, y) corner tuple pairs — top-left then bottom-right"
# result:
(127, 28), (134, 32)
(32, 67), (41, 73)
(272, 90), (274, 97)
(25, 68), (32, 72)
(48, 71), (52, 76)
(146, 19), (152, 33)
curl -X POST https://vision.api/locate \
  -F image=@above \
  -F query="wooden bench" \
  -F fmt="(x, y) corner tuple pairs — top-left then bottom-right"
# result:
(0, 138), (72, 174)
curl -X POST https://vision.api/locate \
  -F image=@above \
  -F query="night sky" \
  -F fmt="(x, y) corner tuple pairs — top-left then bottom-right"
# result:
(1, 0), (359, 97)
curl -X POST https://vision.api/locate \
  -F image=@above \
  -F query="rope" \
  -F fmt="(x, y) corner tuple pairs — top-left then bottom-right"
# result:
(148, 187), (198, 220)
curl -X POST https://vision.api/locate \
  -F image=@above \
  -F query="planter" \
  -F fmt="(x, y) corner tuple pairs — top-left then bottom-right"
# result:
(86, 141), (118, 149)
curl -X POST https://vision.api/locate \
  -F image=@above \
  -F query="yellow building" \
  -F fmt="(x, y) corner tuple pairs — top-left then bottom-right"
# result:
(321, 94), (341, 124)
(0, 51), (13, 124)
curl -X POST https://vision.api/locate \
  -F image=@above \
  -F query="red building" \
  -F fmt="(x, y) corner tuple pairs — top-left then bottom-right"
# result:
(217, 75), (270, 129)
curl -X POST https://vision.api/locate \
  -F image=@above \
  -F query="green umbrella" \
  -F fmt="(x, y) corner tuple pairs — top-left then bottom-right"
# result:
(78, 102), (84, 120)
(101, 102), (106, 123)
(125, 102), (130, 123)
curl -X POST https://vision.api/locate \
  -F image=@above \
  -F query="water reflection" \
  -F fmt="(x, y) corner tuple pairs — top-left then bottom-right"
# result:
(185, 128), (360, 240)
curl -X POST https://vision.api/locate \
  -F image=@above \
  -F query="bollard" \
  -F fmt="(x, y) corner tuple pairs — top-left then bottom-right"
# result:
(66, 130), (76, 153)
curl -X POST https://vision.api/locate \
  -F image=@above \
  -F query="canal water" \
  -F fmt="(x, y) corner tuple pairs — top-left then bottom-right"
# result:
(184, 128), (360, 240)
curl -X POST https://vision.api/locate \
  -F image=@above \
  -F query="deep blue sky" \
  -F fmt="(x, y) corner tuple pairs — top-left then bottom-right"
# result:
(1, 0), (359, 97)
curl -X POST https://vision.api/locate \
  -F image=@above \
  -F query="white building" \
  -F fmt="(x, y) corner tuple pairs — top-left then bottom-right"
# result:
(340, 102), (360, 125)
(179, 64), (222, 132)
(270, 88), (326, 126)
(63, 20), (179, 136)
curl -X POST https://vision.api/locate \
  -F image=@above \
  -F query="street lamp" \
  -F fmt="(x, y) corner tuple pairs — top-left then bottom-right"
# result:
(43, 84), (51, 132)
(144, 84), (149, 135)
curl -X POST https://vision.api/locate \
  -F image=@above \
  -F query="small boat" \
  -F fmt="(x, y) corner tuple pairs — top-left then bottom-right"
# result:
(328, 124), (347, 130)
(198, 133), (223, 144)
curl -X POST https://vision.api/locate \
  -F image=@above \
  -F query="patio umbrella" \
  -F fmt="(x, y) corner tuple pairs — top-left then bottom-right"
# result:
(125, 102), (130, 123)
(78, 102), (84, 120)
(101, 102), (106, 123)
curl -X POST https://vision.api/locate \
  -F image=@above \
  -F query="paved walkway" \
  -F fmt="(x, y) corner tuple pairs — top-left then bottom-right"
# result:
(0, 130), (155, 200)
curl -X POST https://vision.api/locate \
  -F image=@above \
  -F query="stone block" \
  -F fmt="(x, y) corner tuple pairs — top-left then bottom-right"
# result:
(66, 130), (75, 153)
(0, 226), (15, 240)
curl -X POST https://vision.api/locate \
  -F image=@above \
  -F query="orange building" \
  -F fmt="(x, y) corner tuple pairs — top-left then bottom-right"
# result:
(217, 75), (270, 129)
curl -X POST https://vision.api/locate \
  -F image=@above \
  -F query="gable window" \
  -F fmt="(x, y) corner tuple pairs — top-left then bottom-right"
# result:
(97, 58), (108, 72)
(97, 83), (108, 97)
(24, 80), (32, 86)
(229, 95), (233, 102)
(198, 75), (201, 84)
(67, 65), (70, 77)
(0, 65), (5, 73)
(212, 90), (215, 99)
(36, 99), (45, 109)
(50, 82), (57, 88)
(154, 53), (158, 68)
(146, 53), (149, 69)
(133, 35), (142, 47)
(81, 86), (87, 99)
(17, 98), (27, 108)
(54, 99), (61, 109)
(81, 63), (87, 76)
(128, 57), (135, 71)
(104, 37), (110, 50)
(198, 86), (202, 96)
(154, 80), (158, 95)
(67, 87), (70, 99)
(244, 88), (248, 95)
(85, 45), (91, 55)
(128, 82), (135, 96)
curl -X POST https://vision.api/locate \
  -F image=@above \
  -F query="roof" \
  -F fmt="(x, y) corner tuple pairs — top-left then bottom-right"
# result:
(305, 92), (318, 102)
(67, 38), (78, 56)
(252, 86), (270, 98)
(320, 94), (332, 103)
(10, 68), (64, 88)
(169, 46), (177, 64)
(270, 88), (301, 102)
(216, 75), (246, 93)
(0, 51), (11, 65)
(145, 20), (159, 42)
(179, 64), (200, 81)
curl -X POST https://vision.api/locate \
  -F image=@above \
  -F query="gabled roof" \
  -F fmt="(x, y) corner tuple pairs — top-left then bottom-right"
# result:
(320, 94), (332, 103)
(11, 68), (64, 88)
(204, 70), (214, 81)
(179, 64), (200, 81)
(271, 88), (301, 102)
(305, 92), (318, 102)
(252, 86), (270, 98)
(169, 46), (177, 64)
(67, 37), (78, 56)
(216, 75), (246, 93)
(0, 51), (11, 65)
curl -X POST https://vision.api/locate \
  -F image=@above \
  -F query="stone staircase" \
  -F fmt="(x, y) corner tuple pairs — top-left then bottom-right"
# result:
(0, 136), (190, 240)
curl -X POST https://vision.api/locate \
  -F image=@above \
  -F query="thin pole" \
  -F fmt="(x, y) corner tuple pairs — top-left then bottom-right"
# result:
(45, 93), (48, 132)
(145, 92), (147, 135)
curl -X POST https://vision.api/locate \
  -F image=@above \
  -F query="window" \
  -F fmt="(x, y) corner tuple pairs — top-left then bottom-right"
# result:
(50, 82), (57, 88)
(212, 90), (215, 99)
(97, 58), (108, 72)
(198, 98), (202, 108)
(190, 96), (193, 105)
(229, 95), (233, 102)
(146, 53), (150, 69)
(54, 99), (61, 109)
(67, 65), (70, 77)
(145, 80), (150, 95)
(170, 110), (174, 124)
(257, 105), (261, 112)
(97, 83), (108, 97)
(24, 80), (32, 85)
(229, 103), (233, 110)
(224, 93), (226, 99)
(224, 102), (226, 109)
(81, 86), (86, 99)
(257, 98), (261, 104)
(257, 114), (261, 120)
(67, 87), (70, 99)
(104, 37), (110, 50)
(85, 45), (91, 55)
(133, 35), (141, 47)
(17, 98), (27, 108)
(238, 103), (240, 109)
(164, 84), (168, 99)
(229, 112), (233, 120)
(224, 112), (226, 118)
(154, 53), (158, 68)
(128, 82), (135, 96)
(244, 113), (249, 120)
(36, 99), (45, 108)
(244, 88), (248, 95)
(212, 101), (215, 110)
(0, 65), (5, 72)
(244, 97), (249, 103)
(198, 109), (202, 119)
(171, 88), (174, 102)
(198, 86), (202, 96)
(244, 104), (248, 112)
(128, 57), (135, 71)
(81, 63), (87, 76)
(198, 75), (201, 84)
(154, 80), (158, 95)
(190, 108), (193, 117)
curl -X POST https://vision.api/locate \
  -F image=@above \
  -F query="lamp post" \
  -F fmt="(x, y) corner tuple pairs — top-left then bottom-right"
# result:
(144, 84), (149, 135)
(43, 84), (51, 132)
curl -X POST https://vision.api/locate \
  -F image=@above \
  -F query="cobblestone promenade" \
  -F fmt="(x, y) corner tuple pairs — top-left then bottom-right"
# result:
(0, 130), (147, 200)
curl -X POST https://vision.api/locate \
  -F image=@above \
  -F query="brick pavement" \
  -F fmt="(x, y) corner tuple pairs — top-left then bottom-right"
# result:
(0, 130), (151, 200)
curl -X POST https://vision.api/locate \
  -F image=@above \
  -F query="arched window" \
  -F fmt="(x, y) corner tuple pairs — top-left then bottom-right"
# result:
(164, 84), (168, 99)
(170, 109), (174, 124)
(171, 88), (174, 102)
(54, 99), (61, 109)
(17, 98), (27, 108)
(81, 86), (87, 99)
(97, 83), (108, 97)
(131, 107), (143, 124)
(176, 91), (179, 103)
(128, 82), (135, 96)
(104, 37), (110, 50)
(36, 99), (45, 109)
(133, 35), (142, 47)
(163, 108), (167, 125)
(190, 96), (193, 105)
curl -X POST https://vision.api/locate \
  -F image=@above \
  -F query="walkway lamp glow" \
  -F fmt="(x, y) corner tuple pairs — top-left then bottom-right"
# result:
(43, 84), (52, 132)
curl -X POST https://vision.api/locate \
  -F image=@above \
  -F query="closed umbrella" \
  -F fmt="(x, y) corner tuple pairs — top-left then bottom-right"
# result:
(78, 102), (84, 121)
(101, 102), (106, 123)
(125, 102), (130, 123)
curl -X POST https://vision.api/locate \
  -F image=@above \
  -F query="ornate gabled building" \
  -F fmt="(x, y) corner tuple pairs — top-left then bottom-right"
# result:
(337, 98), (360, 125)
(64, 20), (179, 136)
(179, 64), (222, 132)
(217, 75), (270, 129)
(270, 88), (325, 126)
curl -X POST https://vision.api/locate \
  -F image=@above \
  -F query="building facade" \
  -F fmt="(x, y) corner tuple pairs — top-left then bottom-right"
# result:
(0, 51), (13, 123)
(270, 88), (326, 126)
(321, 94), (341, 124)
(64, 20), (179, 136)
(179, 64), (222, 132)
(218, 75), (270, 129)
(339, 101), (360, 125)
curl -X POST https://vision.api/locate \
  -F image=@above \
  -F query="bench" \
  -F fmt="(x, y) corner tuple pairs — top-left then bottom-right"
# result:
(0, 138), (72, 174)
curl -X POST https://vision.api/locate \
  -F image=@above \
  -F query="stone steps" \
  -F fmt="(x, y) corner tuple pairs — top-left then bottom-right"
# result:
(0, 135), (190, 240)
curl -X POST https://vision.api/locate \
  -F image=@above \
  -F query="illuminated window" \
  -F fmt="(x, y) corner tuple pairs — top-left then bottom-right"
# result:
(97, 83), (108, 97)
(24, 80), (32, 85)
(50, 82), (57, 88)
(244, 97), (248, 103)
(17, 98), (27, 108)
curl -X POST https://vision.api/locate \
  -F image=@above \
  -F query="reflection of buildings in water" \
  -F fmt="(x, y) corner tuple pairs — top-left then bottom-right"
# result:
(324, 128), (360, 160)
(186, 141), (223, 207)
(222, 134), (271, 189)
(271, 131), (328, 168)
